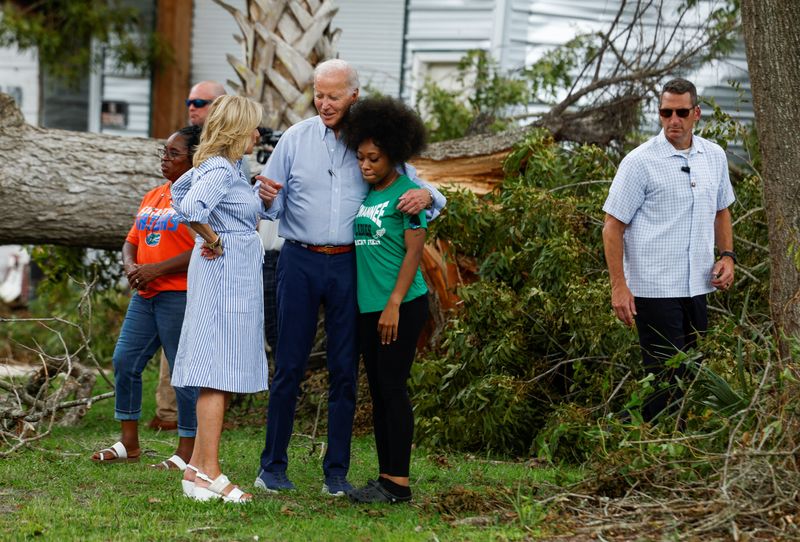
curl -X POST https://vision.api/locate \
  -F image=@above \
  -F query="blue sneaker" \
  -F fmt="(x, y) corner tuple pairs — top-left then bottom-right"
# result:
(322, 475), (353, 497)
(254, 469), (295, 493)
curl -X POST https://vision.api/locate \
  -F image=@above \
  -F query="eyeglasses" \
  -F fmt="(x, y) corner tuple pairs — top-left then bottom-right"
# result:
(185, 98), (212, 108)
(157, 147), (189, 161)
(659, 108), (694, 118)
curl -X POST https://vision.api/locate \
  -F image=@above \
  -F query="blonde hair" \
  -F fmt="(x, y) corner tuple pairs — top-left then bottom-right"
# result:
(193, 95), (263, 167)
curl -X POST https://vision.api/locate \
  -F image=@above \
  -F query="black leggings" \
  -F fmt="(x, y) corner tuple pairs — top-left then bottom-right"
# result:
(358, 294), (429, 478)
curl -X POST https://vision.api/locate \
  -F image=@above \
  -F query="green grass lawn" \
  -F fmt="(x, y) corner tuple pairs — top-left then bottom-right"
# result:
(0, 366), (576, 541)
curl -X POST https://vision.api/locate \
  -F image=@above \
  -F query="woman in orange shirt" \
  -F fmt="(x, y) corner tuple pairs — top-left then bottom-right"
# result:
(91, 126), (200, 471)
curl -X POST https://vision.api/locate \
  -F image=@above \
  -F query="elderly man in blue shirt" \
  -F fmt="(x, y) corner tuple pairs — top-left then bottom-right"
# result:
(602, 78), (736, 423)
(254, 59), (445, 496)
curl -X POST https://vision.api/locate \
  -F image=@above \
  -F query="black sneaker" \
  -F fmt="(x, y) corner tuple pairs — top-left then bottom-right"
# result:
(348, 481), (412, 504)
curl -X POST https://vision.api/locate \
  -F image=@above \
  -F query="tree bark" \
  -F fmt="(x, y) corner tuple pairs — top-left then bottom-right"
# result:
(741, 0), (800, 358)
(0, 93), (164, 250)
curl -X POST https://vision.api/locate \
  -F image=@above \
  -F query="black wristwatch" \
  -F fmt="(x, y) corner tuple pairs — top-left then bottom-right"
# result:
(719, 250), (737, 264)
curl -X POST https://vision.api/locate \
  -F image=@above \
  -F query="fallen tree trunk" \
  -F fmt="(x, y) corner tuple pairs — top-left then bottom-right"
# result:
(0, 92), (515, 249)
(412, 126), (531, 195)
(0, 93), (167, 250)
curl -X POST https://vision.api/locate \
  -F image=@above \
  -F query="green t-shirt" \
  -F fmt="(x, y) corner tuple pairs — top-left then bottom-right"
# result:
(354, 175), (428, 313)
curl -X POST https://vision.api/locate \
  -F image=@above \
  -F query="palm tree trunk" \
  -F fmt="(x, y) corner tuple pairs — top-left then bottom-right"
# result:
(214, 0), (342, 129)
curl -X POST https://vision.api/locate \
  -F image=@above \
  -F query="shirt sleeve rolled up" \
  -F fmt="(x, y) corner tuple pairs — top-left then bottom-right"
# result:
(173, 161), (233, 224)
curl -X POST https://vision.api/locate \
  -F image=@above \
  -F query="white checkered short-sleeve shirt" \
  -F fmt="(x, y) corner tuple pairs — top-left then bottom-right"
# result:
(603, 130), (735, 298)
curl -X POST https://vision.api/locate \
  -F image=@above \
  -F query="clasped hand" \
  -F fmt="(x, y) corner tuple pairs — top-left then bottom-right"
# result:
(126, 263), (159, 290)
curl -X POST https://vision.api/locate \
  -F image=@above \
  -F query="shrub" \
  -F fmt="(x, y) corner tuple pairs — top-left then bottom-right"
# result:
(412, 118), (770, 460)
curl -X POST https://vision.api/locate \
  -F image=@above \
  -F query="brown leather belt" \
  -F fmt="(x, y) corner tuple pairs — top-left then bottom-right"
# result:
(290, 240), (354, 255)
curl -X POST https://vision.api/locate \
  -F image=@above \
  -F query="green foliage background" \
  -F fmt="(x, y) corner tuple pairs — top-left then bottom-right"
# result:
(411, 112), (770, 461)
(1, 246), (126, 369)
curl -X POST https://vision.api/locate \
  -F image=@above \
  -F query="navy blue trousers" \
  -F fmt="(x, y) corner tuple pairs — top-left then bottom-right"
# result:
(634, 295), (708, 422)
(262, 249), (280, 354)
(260, 241), (358, 477)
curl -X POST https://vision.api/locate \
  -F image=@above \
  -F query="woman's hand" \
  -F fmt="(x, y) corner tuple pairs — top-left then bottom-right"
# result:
(200, 245), (223, 260)
(199, 233), (223, 260)
(127, 263), (162, 290)
(378, 303), (401, 345)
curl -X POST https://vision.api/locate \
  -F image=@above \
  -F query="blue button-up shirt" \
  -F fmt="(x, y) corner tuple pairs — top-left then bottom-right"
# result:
(603, 130), (735, 298)
(258, 116), (445, 245)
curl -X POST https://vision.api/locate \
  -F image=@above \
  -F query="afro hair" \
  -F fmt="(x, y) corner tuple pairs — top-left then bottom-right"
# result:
(344, 96), (427, 165)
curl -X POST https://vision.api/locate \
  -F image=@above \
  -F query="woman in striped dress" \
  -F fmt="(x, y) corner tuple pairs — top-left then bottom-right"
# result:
(171, 95), (268, 503)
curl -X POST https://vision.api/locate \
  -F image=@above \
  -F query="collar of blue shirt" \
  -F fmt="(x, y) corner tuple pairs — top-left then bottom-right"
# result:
(315, 116), (335, 140)
(657, 129), (708, 158)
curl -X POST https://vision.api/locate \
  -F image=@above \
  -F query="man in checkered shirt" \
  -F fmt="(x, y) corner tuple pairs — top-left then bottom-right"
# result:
(602, 78), (736, 422)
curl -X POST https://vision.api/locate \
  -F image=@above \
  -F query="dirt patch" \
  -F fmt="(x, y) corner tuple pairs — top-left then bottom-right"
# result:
(424, 484), (511, 518)
(0, 487), (39, 514)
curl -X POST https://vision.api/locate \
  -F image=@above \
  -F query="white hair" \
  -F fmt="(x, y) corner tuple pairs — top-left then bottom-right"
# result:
(314, 59), (360, 91)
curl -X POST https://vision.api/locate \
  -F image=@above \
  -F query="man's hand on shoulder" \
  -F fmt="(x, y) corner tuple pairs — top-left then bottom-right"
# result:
(611, 283), (637, 327)
(256, 176), (283, 209)
(397, 188), (432, 215)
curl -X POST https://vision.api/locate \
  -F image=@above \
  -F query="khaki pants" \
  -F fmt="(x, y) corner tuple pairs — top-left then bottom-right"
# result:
(155, 350), (177, 422)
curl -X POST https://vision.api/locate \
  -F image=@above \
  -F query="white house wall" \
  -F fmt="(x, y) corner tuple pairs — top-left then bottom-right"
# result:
(0, 1), (752, 135)
(510, 0), (751, 118)
(191, 0), (406, 103)
(334, 0), (405, 96)
(96, 49), (152, 138)
(191, 0), (244, 95)
(404, 0), (752, 124)
(0, 45), (39, 125)
(403, 0), (497, 104)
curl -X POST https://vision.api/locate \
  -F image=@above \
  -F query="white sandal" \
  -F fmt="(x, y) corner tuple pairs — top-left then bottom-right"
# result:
(182, 464), (198, 498)
(91, 441), (139, 464)
(150, 454), (187, 471)
(192, 472), (251, 504)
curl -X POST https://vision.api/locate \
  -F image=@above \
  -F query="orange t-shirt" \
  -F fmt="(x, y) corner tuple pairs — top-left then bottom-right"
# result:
(125, 181), (196, 298)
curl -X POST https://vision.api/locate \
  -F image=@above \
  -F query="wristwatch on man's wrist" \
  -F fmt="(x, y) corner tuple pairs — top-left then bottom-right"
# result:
(719, 250), (737, 264)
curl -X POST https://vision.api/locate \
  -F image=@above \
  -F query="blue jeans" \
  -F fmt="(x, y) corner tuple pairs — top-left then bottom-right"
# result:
(260, 241), (358, 477)
(113, 291), (198, 437)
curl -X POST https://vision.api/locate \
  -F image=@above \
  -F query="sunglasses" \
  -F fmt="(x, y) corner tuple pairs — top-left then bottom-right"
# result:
(185, 99), (212, 108)
(659, 107), (694, 118)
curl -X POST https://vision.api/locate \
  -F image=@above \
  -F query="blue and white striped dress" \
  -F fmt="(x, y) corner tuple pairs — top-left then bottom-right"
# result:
(170, 156), (269, 393)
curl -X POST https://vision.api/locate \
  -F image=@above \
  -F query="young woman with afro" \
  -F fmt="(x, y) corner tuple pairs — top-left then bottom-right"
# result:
(344, 96), (431, 504)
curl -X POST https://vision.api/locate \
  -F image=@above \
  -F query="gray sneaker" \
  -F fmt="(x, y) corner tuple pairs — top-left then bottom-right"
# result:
(254, 469), (295, 493)
(322, 475), (354, 497)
